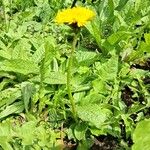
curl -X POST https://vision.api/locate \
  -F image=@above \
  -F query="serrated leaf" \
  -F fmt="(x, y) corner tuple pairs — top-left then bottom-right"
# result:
(86, 18), (103, 52)
(0, 59), (39, 75)
(0, 88), (21, 107)
(77, 104), (112, 128)
(76, 51), (97, 66)
(44, 72), (67, 84)
(0, 121), (13, 150)
(115, 0), (129, 11)
(39, 36), (57, 83)
(96, 55), (118, 81)
(12, 38), (31, 60)
(32, 44), (45, 63)
(0, 101), (24, 119)
(16, 121), (37, 145)
(21, 82), (36, 112)
(0, 50), (11, 59)
(107, 31), (131, 45)
(30, 72), (67, 84)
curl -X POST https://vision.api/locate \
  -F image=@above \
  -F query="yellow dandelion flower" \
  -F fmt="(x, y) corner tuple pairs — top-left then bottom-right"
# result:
(55, 6), (95, 27)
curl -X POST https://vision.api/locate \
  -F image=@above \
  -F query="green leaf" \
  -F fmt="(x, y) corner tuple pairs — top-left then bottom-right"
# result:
(11, 38), (31, 60)
(76, 50), (98, 66)
(31, 72), (67, 84)
(132, 119), (150, 150)
(96, 55), (118, 81)
(0, 50), (11, 59)
(0, 88), (21, 107)
(115, 0), (129, 11)
(144, 33), (150, 45)
(0, 101), (24, 119)
(0, 140), (13, 150)
(0, 59), (39, 75)
(107, 31), (131, 45)
(0, 40), (7, 50)
(39, 36), (57, 83)
(77, 104), (112, 128)
(44, 72), (67, 84)
(108, 0), (114, 17)
(16, 121), (37, 145)
(0, 121), (13, 137)
(85, 17), (103, 51)
(135, 0), (141, 13)
(74, 122), (87, 141)
(0, 121), (13, 150)
(32, 44), (45, 63)
(21, 82), (36, 112)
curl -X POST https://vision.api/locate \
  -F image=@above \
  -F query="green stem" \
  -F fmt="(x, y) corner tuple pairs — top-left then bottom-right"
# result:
(2, 0), (8, 32)
(38, 34), (45, 114)
(8, 0), (12, 30)
(38, 58), (45, 114)
(67, 32), (78, 122)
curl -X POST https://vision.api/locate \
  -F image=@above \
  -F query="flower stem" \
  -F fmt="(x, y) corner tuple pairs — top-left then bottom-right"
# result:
(67, 32), (78, 122)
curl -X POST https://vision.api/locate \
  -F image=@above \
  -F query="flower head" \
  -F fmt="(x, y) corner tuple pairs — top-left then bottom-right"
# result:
(55, 6), (95, 27)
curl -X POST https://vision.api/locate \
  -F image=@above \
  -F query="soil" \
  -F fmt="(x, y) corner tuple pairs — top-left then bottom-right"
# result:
(91, 135), (120, 150)
(121, 86), (134, 107)
(63, 135), (120, 150)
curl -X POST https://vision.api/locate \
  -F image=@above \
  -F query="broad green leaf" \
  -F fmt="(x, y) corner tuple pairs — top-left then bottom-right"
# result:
(74, 122), (87, 141)
(108, 0), (114, 17)
(86, 18), (103, 52)
(107, 31), (131, 45)
(35, 125), (59, 148)
(92, 79), (111, 94)
(36, 125), (50, 147)
(21, 82), (36, 112)
(0, 121), (13, 137)
(0, 88), (21, 107)
(11, 38), (31, 60)
(30, 72), (67, 84)
(0, 138), (13, 150)
(76, 51), (97, 66)
(0, 59), (39, 75)
(16, 121), (37, 145)
(32, 44), (45, 63)
(0, 50), (11, 59)
(96, 55), (118, 81)
(132, 119), (150, 150)
(44, 72), (67, 84)
(39, 36), (57, 83)
(0, 121), (13, 150)
(77, 104), (112, 128)
(79, 92), (106, 105)
(115, 0), (129, 11)
(113, 11), (128, 28)
(0, 101), (24, 119)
